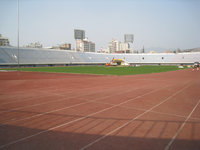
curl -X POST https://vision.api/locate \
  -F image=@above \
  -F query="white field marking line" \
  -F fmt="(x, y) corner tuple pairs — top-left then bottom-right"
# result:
(0, 86), (69, 105)
(1, 94), (49, 105)
(1, 78), (115, 105)
(0, 85), (104, 105)
(135, 78), (170, 82)
(1, 81), (142, 113)
(31, 83), (134, 98)
(0, 91), (45, 105)
(0, 97), (70, 114)
(0, 84), (59, 98)
(79, 82), (192, 150)
(93, 85), (200, 121)
(0, 86), (107, 106)
(0, 79), (135, 105)
(0, 86), (77, 105)
(0, 86), (142, 126)
(120, 105), (200, 121)
(0, 84), (131, 114)
(93, 101), (191, 120)
(1, 88), (71, 105)
(0, 84), (168, 149)
(164, 98), (200, 150)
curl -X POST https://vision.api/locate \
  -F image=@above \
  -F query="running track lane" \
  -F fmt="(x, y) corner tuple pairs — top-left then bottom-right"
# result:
(0, 69), (200, 150)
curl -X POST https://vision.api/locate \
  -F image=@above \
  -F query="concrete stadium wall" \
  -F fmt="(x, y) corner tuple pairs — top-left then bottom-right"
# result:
(0, 47), (200, 67)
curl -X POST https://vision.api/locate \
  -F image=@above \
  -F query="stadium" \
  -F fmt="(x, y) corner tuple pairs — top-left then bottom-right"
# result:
(1, 0), (200, 148)
(0, 45), (200, 150)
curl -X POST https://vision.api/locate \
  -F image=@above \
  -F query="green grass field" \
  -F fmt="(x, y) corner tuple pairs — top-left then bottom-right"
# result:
(1, 65), (187, 76)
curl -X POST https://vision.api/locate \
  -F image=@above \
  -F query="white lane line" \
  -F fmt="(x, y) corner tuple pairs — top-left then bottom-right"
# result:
(0, 84), (167, 149)
(164, 98), (200, 150)
(0, 87), (100, 111)
(93, 101), (191, 120)
(0, 85), (125, 114)
(0, 81), (120, 105)
(121, 105), (200, 121)
(93, 88), (200, 121)
(0, 97), (73, 114)
(0, 86), (63, 105)
(79, 82), (191, 150)
(1, 94), (49, 105)
(0, 86), (141, 126)
(0, 82), (136, 113)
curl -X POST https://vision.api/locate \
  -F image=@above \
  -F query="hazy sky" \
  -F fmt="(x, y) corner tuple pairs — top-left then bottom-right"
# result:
(0, 0), (200, 52)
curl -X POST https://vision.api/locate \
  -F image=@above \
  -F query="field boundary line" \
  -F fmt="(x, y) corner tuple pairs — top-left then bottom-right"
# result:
(79, 81), (191, 150)
(121, 105), (200, 121)
(0, 83), (136, 114)
(164, 98), (200, 150)
(0, 83), (171, 149)
(0, 82), (123, 105)
(0, 85), (144, 126)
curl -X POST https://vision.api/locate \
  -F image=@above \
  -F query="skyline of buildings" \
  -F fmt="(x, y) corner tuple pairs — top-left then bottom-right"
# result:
(0, 29), (134, 53)
(1, 0), (199, 53)
(1, 31), (198, 53)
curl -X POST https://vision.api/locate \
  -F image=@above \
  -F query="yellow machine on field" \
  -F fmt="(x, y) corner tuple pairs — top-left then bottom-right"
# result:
(106, 58), (130, 66)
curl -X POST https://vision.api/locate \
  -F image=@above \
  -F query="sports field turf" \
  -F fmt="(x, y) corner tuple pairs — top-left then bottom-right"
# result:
(1, 66), (187, 75)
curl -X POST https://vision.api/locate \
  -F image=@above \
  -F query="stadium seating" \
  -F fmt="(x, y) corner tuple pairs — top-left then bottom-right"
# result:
(0, 46), (199, 67)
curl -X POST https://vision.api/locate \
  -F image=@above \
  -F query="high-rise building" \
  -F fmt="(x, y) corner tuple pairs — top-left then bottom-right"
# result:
(108, 39), (130, 53)
(0, 34), (9, 46)
(88, 42), (95, 52)
(76, 40), (83, 51)
(108, 40), (120, 53)
(120, 42), (130, 52)
(76, 38), (95, 52)
(141, 46), (145, 53)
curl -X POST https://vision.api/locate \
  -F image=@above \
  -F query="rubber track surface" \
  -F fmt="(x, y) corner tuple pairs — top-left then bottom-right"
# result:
(0, 69), (200, 150)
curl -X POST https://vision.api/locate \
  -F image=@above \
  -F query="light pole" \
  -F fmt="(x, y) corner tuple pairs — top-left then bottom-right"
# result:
(17, 0), (20, 73)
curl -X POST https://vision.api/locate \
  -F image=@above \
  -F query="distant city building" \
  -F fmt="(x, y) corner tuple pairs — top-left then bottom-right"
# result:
(74, 29), (85, 40)
(149, 51), (156, 53)
(108, 40), (119, 53)
(60, 43), (71, 50)
(76, 39), (83, 51)
(76, 38), (95, 52)
(51, 46), (60, 50)
(24, 42), (42, 48)
(0, 34), (10, 46)
(98, 47), (109, 53)
(176, 48), (182, 53)
(84, 41), (95, 52)
(108, 39), (130, 53)
(141, 46), (145, 53)
(183, 48), (200, 52)
(165, 50), (174, 53)
(120, 42), (130, 52)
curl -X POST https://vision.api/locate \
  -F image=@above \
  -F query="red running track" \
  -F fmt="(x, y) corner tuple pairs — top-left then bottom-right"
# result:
(0, 69), (200, 150)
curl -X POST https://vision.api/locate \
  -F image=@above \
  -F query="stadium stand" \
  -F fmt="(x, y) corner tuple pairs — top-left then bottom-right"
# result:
(0, 46), (200, 67)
